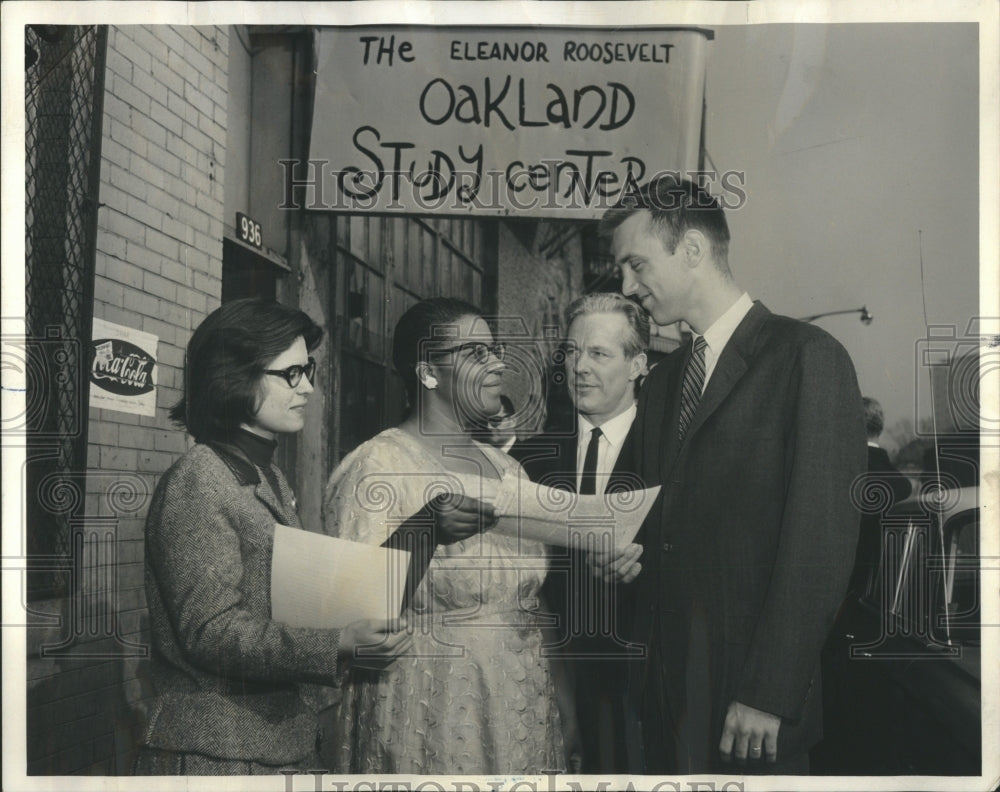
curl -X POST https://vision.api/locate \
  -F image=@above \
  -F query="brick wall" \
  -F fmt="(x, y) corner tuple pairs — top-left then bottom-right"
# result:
(26, 25), (229, 775)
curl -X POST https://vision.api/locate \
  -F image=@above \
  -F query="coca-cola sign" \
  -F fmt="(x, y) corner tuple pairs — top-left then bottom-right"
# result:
(91, 338), (155, 395)
(89, 318), (158, 417)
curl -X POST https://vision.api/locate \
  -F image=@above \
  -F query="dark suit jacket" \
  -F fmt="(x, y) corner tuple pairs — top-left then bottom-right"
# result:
(511, 422), (643, 651)
(629, 302), (866, 772)
(143, 443), (341, 765)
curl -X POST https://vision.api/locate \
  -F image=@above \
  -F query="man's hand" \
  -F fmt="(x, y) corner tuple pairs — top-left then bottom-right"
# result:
(718, 700), (780, 765)
(339, 618), (412, 671)
(431, 493), (496, 544)
(586, 542), (643, 583)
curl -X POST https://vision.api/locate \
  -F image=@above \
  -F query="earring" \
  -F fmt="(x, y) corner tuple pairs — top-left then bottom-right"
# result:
(422, 375), (438, 390)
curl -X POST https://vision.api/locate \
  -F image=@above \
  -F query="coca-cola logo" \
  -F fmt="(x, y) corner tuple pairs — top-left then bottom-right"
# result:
(91, 338), (155, 396)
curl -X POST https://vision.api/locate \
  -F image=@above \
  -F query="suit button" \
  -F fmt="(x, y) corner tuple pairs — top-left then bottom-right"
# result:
(662, 543), (674, 552)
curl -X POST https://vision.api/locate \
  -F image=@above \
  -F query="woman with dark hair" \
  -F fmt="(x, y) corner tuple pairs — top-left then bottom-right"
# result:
(321, 297), (565, 774)
(136, 298), (410, 775)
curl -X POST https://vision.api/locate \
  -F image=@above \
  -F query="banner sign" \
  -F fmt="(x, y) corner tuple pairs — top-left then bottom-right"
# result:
(307, 27), (712, 217)
(89, 318), (158, 417)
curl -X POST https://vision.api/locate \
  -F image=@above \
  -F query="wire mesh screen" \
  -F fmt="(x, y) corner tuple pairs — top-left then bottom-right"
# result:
(24, 25), (107, 601)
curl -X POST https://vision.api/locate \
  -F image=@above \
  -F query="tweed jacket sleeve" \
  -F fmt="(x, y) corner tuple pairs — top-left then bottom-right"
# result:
(146, 444), (341, 685)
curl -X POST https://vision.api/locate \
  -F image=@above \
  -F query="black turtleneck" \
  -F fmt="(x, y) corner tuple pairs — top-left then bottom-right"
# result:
(227, 427), (278, 468)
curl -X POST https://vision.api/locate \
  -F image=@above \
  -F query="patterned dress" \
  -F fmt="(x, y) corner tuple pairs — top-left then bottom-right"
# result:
(321, 428), (565, 774)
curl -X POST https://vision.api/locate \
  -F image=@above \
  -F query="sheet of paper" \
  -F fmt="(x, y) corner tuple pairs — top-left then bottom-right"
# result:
(270, 524), (410, 628)
(491, 477), (661, 549)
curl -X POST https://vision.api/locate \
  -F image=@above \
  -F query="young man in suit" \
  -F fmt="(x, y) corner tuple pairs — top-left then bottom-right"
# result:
(512, 292), (648, 773)
(595, 176), (866, 774)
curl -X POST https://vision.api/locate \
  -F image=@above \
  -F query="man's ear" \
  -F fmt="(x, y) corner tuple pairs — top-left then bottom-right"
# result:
(681, 229), (707, 267)
(628, 352), (648, 381)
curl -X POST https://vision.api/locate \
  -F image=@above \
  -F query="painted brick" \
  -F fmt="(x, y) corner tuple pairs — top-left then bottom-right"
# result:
(123, 197), (163, 232)
(103, 258), (144, 290)
(100, 446), (138, 472)
(108, 117), (147, 160)
(159, 259), (190, 286)
(104, 46), (132, 81)
(145, 184), (182, 221)
(95, 230), (127, 261)
(198, 71), (228, 108)
(178, 200), (211, 234)
(141, 316), (178, 346)
(165, 49), (198, 88)
(157, 301), (191, 330)
(180, 121), (211, 155)
(99, 182), (129, 217)
(194, 191), (224, 219)
(146, 141), (183, 180)
(181, 40), (215, 85)
(157, 342), (185, 368)
(198, 114), (227, 148)
(156, 25), (187, 58)
(129, 112), (168, 150)
(160, 214), (195, 247)
(176, 284), (208, 315)
(214, 102), (227, 127)
(148, 99), (183, 139)
(108, 164), (148, 204)
(112, 31), (152, 73)
(124, 241), (164, 274)
(94, 279), (125, 308)
(129, 157), (167, 191)
(153, 428), (188, 454)
(122, 286), (158, 318)
(192, 270), (220, 297)
(130, 26), (170, 65)
(88, 420), (119, 447)
(111, 73), (151, 115)
(145, 229), (180, 263)
(164, 130), (197, 165)
(140, 267), (178, 305)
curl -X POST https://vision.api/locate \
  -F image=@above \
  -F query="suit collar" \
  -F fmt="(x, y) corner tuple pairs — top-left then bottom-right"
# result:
(208, 441), (294, 523)
(667, 302), (772, 462)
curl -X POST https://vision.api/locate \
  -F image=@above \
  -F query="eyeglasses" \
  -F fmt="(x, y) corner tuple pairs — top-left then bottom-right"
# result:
(264, 357), (316, 388)
(432, 342), (507, 364)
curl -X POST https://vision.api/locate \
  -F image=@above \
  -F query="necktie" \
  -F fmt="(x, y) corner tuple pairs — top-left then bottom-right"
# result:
(677, 335), (708, 441)
(579, 426), (602, 495)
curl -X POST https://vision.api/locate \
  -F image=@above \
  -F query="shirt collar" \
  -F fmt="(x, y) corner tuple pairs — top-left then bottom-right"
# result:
(696, 292), (754, 358)
(578, 402), (637, 450)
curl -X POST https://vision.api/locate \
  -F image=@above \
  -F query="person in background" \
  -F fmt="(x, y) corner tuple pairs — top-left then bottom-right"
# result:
(321, 297), (566, 774)
(512, 291), (648, 773)
(137, 298), (409, 776)
(848, 397), (913, 594)
(596, 175), (866, 774)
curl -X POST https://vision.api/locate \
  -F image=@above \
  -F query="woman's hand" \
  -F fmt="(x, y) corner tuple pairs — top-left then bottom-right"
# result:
(430, 493), (496, 544)
(339, 618), (412, 670)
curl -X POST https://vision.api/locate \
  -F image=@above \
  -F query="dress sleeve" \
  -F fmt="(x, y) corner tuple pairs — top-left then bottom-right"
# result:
(323, 437), (430, 545)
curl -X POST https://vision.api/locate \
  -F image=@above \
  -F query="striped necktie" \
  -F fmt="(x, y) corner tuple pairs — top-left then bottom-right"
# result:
(677, 335), (708, 441)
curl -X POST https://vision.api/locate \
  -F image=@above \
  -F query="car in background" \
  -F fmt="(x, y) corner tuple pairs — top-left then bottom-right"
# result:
(813, 484), (982, 775)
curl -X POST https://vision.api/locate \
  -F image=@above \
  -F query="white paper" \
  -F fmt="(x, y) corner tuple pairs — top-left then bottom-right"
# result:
(270, 524), (410, 629)
(450, 473), (660, 548)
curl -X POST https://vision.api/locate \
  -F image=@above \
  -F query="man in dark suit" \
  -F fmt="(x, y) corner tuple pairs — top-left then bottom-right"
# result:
(594, 176), (866, 774)
(512, 292), (648, 773)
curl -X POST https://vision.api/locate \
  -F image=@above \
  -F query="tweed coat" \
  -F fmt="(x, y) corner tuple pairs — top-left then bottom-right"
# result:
(627, 302), (866, 772)
(142, 442), (340, 765)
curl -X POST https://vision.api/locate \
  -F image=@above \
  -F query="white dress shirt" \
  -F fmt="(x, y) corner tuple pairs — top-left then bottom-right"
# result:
(694, 292), (754, 394)
(575, 403), (637, 493)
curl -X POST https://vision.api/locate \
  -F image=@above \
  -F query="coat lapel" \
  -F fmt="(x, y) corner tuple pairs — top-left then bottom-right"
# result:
(665, 302), (771, 475)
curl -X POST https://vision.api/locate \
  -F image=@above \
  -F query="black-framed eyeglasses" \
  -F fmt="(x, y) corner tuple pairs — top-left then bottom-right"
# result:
(265, 357), (316, 387)
(432, 342), (506, 364)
